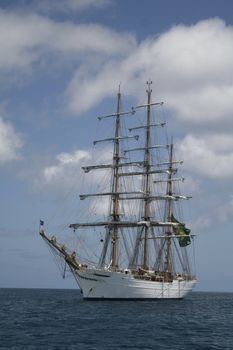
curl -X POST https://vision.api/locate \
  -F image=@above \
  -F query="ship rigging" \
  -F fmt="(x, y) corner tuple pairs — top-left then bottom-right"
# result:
(39, 82), (196, 299)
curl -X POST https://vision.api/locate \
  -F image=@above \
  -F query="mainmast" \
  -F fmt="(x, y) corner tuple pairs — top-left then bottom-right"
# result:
(164, 142), (174, 276)
(143, 81), (152, 270)
(111, 86), (121, 270)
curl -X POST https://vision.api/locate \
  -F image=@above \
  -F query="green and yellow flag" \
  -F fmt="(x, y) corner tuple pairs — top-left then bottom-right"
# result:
(171, 214), (191, 247)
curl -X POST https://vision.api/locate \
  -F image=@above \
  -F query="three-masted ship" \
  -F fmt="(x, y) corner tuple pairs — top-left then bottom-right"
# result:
(39, 82), (196, 299)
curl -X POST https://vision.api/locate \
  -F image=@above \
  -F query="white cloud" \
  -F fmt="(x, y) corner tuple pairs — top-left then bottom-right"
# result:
(42, 150), (91, 189)
(177, 134), (233, 179)
(191, 194), (233, 230)
(18, 0), (113, 14)
(67, 18), (233, 127)
(37, 147), (113, 192)
(199, 134), (233, 152)
(0, 10), (136, 71)
(190, 215), (211, 231)
(217, 195), (233, 223)
(1, 11), (233, 184)
(36, 0), (112, 13)
(1, 10), (233, 129)
(67, 60), (128, 113)
(36, 146), (142, 219)
(0, 117), (23, 163)
(179, 175), (201, 195)
(167, 85), (233, 125)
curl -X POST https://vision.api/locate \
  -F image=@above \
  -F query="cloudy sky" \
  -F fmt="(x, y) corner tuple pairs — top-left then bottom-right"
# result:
(0, 0), (233, 291)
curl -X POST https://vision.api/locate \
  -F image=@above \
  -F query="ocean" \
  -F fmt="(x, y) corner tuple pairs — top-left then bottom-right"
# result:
(0, 289), (232, 349)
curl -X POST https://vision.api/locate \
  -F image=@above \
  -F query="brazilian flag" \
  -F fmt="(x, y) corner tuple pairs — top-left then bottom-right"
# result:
(171, 214), (191, 247)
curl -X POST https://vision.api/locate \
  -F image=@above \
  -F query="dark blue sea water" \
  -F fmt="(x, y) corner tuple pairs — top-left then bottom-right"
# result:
(0, 289), (232, 350)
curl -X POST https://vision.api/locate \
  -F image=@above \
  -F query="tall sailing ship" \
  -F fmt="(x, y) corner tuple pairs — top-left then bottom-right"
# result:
(39, 82), (196, 299)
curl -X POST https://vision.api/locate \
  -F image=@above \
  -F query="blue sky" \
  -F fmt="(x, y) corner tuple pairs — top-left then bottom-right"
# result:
(0, 0), (233, 291)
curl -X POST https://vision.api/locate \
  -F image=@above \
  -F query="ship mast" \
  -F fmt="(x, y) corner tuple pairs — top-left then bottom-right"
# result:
(164, 142), (174, 276)
(111, 86), (121, 270)
(143, 81), (152, 270)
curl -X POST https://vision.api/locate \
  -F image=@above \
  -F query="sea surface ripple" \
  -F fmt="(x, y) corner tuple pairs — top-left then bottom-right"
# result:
(0, 289), (232, 349)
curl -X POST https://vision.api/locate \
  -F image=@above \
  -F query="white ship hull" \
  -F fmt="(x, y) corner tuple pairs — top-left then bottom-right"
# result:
(74, 268), (196, 300)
